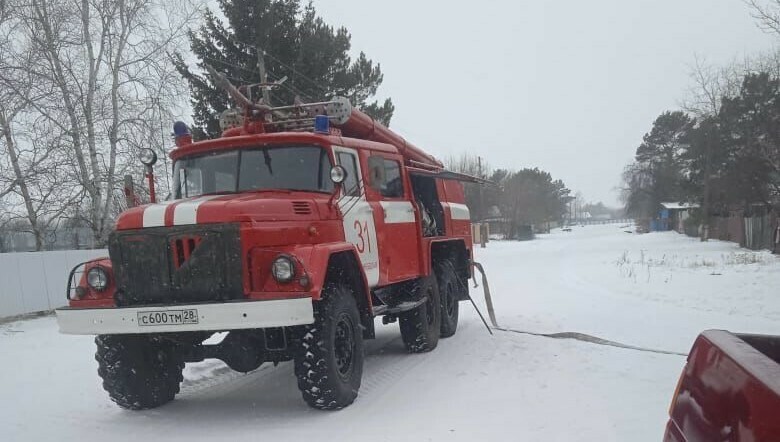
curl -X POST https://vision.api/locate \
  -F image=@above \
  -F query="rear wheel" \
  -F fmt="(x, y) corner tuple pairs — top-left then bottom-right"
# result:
(436, 261), (460, 338)
(399, 275), (441, 352)
(294, 282), (364, 410)
(95, 335), (184, 410)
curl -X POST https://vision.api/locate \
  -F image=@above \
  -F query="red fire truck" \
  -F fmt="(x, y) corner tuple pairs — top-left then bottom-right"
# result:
(56, 72), (477, 411)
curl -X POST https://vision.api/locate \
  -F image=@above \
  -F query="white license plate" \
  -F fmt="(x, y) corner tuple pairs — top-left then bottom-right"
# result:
(138, 309), (199, 326)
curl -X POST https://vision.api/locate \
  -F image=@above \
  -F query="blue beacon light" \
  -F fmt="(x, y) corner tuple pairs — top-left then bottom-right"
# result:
(173, 121), (191, 137)
(314, 115), (330, 134)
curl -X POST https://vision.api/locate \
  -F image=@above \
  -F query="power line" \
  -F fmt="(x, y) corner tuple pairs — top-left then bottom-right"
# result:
(194, 35), (338, 98)
(232, 38), (331, 95)
(262, 50), (330, 94)
(198, 53), (322, 102)
(199, 55), (259, 78)
(265, 70), (316, 101)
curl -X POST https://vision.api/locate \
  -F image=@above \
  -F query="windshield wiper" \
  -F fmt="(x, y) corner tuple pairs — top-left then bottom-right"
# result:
(263, 150), (273, 175)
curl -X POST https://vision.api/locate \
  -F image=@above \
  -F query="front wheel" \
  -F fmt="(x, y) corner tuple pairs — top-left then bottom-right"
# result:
(294, 282), (364, 410)
(95, 335), (184, 410)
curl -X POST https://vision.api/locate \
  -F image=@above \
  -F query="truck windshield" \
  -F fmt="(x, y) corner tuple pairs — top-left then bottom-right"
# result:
(173, 145), (333, 198)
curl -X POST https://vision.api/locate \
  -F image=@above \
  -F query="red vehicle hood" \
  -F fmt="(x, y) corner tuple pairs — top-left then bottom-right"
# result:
(116, 192), (334, 230)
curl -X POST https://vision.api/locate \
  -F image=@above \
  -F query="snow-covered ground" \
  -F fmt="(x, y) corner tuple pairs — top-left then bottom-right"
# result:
(3, 225), (780, 441)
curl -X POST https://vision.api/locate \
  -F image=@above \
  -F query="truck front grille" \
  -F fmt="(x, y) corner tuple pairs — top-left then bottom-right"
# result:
(108, 224), (243, 306)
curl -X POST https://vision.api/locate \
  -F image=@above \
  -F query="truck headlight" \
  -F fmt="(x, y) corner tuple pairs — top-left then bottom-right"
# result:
(271, 256), (295, 283)
(87, 267), (109, 291)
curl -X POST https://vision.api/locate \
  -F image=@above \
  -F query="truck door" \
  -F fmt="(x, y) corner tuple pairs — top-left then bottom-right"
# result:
(367, 154), (420, 283)
(333, 146), (380, 287)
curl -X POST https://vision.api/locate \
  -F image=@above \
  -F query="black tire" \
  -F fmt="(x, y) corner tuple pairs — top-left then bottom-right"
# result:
(294, 282), (364, 410)
(95, 335), (184, 410)
(399, 275), (441, 352)
(436, 261), (460, 338)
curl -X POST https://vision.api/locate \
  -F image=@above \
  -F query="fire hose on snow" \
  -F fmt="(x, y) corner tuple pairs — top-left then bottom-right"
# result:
(468, 262), (685, 356)
(469, 262), (498, 335)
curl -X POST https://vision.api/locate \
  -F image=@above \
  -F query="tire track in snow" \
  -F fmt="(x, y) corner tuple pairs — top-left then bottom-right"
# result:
(358, 325), (473, 398)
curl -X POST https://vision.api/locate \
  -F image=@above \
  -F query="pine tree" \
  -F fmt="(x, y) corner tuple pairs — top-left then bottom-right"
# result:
(501, 168), (570, 236)
(623, 111), (694, 218)
(174, 0), (394, 139)
(717, 73), (780, 206)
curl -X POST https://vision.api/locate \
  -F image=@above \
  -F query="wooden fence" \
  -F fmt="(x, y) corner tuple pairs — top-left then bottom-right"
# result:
(695, 214), (777, 252)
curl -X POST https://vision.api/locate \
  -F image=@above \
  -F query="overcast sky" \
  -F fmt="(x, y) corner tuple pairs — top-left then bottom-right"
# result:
(311, 0), (778, 206)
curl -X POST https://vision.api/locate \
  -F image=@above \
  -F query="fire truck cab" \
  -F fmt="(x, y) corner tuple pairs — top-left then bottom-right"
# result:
(56, 85), (475, 411)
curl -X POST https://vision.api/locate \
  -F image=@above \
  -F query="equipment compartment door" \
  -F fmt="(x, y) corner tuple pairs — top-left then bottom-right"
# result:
(334, 147), (380, 287)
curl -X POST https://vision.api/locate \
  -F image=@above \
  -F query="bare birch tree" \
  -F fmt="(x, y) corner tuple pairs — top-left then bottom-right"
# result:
(0, 0), (201, 246)
(748, 0), (780, 34)
(681, 55), (745, 118)
(0, 0), (83, 250)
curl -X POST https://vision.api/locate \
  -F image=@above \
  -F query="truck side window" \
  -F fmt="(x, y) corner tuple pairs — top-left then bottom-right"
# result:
(381, 159), (403, 198)
(368, 155), (403, 198)
(337, 152), (360, 197)
(368, 156), (385, 190)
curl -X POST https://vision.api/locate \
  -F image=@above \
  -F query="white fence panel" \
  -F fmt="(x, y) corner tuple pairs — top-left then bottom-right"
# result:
(0, 249), (108, 318)
(0, 253), (25, 316)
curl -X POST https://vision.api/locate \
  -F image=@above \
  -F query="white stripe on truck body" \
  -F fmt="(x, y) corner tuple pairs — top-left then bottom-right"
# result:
(173, 195), (221, 225)
(380, 201), (416, 224)
(442, 202), (470, 220)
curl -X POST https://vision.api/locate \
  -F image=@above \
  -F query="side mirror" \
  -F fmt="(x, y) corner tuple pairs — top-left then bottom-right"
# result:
(330, 165), (347, 184)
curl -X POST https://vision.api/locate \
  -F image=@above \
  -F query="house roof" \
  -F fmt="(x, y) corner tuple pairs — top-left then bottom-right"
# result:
(660, 202), (699, 210)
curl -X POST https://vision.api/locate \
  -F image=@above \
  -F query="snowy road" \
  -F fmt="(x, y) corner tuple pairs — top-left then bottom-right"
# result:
(3, 225), (780, 441)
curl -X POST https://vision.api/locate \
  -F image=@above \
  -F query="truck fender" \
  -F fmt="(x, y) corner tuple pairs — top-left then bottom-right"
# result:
(305, 243), (374, 338)
(306, 243), (371, 304)
(428, 239), (471, 279)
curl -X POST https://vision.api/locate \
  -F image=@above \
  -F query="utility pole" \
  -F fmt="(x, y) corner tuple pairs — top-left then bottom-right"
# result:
(256, 46), (271, 105)
(477, 156), (483, 220)
(477, 155), (487, 248)
(701, 124), (712, 242)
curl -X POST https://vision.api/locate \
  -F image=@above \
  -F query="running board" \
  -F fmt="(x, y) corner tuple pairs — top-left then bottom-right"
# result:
(372, 298), (427, 316)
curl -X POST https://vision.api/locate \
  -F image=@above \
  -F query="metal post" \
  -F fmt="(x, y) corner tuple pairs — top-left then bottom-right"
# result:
(477, 156), (483, 221)
(146, 167), (156, 203)
(701, 130), (712, 242)
(256, 46), (272, 105)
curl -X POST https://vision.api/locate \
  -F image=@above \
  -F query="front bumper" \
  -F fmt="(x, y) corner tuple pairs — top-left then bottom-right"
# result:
(56, 298), (314, 335)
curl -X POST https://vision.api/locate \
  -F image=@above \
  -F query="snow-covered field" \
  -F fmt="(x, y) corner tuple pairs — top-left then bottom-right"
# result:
(3, 225), (780, 441)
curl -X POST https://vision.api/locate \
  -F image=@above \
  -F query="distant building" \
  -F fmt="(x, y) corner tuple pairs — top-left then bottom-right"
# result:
(653, 202), (700, 233)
